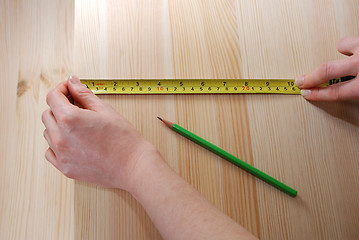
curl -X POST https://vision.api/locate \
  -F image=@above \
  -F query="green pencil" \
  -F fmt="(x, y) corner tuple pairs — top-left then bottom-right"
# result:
(158, 117), (297, 197)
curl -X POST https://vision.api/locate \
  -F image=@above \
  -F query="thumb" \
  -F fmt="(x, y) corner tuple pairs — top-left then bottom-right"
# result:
(300, 76), (359, 101)
(67, 76), (104, 111)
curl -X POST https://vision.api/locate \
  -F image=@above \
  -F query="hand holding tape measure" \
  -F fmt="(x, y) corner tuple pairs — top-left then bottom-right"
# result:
(81, 37), (359, 100)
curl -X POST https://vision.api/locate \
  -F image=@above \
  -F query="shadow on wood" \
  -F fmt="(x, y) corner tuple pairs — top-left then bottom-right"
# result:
(310, 101), (359, 128)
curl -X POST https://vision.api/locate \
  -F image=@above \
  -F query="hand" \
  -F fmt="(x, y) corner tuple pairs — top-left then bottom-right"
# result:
(42, 76), (255, 239)
(296, 36), (359, 101)
(42, 76), (158, 191)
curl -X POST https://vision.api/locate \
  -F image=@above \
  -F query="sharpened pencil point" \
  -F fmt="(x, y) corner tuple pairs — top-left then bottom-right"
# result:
(157, 117), (174, 128)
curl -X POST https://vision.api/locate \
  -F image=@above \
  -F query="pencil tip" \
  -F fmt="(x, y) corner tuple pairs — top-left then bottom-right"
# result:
(157, 116), (163, 121)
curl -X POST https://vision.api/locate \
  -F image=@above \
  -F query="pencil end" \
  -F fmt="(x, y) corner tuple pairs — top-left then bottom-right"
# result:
(157, 117), (174, 128)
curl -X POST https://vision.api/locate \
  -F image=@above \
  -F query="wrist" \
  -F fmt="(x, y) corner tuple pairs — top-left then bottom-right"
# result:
(125, 147), (172, 199)
(115, 140), (165, 193)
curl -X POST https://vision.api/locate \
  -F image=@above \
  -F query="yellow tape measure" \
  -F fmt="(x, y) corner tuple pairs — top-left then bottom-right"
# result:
(81, 77), (353, 95)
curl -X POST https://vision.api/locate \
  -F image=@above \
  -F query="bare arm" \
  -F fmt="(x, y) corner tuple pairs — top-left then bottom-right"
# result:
(296, 36), (359, 101)
(42, 76), (257, 240)
(129, 151), (255, 240)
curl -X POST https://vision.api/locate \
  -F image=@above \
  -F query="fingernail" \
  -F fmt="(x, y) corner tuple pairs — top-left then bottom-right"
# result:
(295, 76), (304, 88)
(301, 89), (311, 97)
(69, 76), (80, 84)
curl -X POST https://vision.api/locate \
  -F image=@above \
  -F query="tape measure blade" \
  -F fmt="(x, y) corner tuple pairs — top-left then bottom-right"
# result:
(80, 79), (301, 95)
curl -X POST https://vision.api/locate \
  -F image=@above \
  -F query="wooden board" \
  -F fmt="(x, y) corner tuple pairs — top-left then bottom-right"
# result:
(0, 0), (75, 239)
(1, 0), (359, 239)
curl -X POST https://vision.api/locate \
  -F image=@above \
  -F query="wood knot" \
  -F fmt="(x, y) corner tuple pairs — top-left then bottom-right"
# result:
(17, 80), (29, 98)
(40, 73), (52, 88)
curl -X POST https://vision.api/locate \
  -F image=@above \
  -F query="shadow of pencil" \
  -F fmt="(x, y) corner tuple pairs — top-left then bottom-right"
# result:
(310, 100), (359, 127)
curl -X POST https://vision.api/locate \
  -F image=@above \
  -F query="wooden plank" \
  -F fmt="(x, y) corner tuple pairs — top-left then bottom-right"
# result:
(0, 0), (75, 239)
(74, 0), (359, 239)
(1, 0), (358, 239)
(74, 1), (173, 239)
(73, 0), (254, 238)
(236, 0), (359, 238)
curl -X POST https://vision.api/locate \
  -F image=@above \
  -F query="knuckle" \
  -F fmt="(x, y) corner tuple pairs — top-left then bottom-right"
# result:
(62, 167), (74, 179)
(58, 156), (70, 165)
(41, 111), (46, 124)
(329, 86), (340, 101)
(318, 63), (331, 79)
(57, 109), (77, 127)
(77, 86), (92, 96)
(57, 113), (70, 125)
(52, 136), (66, 150)
(337, 37), (349, 48)
(348, 81), (359, 97)
(305, 88), (319, 101)
(41, 109), (50, 124)
(46, 90), (55, 105)
(45, 149), (52, 161)
(351, 56), (359, 68)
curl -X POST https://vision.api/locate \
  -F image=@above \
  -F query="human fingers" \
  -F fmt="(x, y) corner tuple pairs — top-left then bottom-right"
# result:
(45, 147), (71, 177)
(46, 81), (77, 119)
(42, 109), (62, 151)
(337, 36), (359, 56)
(41, 109), (57, 129)
(295, 58), (357, 89)
(67, 76), (108, 111)
(43, 129), (57, 150)
(45, 147), (58, 167)
(300, 76), (359, 101)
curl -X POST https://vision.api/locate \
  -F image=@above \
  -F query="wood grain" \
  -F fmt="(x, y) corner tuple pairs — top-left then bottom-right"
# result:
(0, 0), (75, 239)
(237, 0), (359, 238)
(1, 0), (359, 239)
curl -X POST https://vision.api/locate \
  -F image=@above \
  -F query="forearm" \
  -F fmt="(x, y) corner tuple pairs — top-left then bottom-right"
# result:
(127, 151), (256, 240)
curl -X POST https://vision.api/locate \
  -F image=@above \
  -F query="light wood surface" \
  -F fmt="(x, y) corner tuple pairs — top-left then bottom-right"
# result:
(0, 0), (75, 239)
(1, 0), (359, 239)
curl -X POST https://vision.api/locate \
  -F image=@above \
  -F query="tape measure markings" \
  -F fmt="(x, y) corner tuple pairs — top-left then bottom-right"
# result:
(81, 77), (351, 95)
